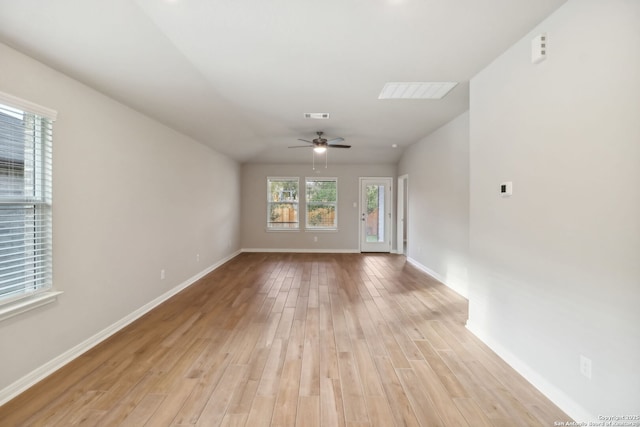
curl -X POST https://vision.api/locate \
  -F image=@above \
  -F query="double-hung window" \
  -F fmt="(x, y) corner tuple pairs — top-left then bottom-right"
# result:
(267, 177), (299, 230)
(305, 177), (337, 230)
(0, 92), (55, 311)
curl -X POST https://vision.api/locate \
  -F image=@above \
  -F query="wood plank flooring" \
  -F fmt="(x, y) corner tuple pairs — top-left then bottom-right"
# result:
(0, 253), (570, 426)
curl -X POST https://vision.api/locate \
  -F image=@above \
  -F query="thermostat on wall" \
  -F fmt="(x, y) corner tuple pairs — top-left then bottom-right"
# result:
(500, 182), (513, 197)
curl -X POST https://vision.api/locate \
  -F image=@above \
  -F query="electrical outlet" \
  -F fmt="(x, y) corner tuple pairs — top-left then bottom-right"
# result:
(580, 355), (592, 379)
(196, 253), (200, 262)
(160, 269), (165, 280)
(313, 236), (318, 242)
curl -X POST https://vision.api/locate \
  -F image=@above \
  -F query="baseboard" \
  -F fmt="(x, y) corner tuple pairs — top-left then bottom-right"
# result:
(407, 256), (593, 422)
(0, 249), (241, 407)
(406, 257), (468, 299)
(241, 248), (360, 253)
(465, 320), (595, 423)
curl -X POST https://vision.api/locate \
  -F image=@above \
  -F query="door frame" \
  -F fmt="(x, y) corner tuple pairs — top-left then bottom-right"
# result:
(397, 174), (408, 255)
(359, 177), (393, 253)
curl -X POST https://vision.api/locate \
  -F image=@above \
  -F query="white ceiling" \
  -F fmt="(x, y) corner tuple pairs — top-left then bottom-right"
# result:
(0, 0), (566, 164)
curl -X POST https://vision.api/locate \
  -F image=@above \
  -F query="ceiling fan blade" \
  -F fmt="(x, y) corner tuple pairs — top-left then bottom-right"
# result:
(288, 145), (313, 148)
(328, 144), (351, 148)
(326, 137), (344, 144)
(297, 138), (313, 143)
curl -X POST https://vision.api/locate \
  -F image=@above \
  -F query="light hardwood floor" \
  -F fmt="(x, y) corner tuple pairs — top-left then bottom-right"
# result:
(0, 253), (570, 426)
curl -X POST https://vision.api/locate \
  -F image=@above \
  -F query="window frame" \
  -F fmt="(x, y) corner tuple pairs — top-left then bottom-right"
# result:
(0, 91), (59, 322)
(266, 177), (300, 231)
(305, 177), (338, 231)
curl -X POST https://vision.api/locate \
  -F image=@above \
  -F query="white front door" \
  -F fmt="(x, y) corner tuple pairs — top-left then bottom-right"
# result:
(360, 177), (392, 252)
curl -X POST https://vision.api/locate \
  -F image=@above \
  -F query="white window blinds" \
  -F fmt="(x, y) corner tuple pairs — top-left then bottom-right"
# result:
(0, 91), (55, 305)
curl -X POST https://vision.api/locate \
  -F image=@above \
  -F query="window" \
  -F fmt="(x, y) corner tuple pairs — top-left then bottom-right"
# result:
(267, 177), (299, 229)
(306, 177), (337, 229)
(0, 93), (55, 308)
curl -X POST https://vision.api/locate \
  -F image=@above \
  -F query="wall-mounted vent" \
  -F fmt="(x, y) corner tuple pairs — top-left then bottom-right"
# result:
(304, 113), (330, 119)
(378, 82), (458, 100)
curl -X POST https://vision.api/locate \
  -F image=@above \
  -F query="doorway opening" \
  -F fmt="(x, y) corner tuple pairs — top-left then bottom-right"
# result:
(397, 174), (408, 255)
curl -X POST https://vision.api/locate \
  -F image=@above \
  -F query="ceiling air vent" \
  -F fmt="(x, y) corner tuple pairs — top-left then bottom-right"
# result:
(304, 113), (330, 119)
(378, 82), (458, 100)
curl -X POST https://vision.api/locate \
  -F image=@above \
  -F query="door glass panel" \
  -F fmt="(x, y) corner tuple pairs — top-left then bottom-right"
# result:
(365, 185), (385, 243)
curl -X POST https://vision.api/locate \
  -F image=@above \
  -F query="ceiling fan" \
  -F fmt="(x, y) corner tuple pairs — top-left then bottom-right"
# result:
(289, 131), (351, 153)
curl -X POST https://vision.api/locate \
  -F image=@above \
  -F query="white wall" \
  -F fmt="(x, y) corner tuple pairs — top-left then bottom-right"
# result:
(241, 163), (397, 251)
(468, 0), (640, 419)
(398, 112), (470, 298)
(0, 42), (241, 395)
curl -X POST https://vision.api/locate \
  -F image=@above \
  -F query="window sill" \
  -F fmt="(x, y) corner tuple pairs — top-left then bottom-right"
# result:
(304, 228), (338, 233)
(265, 228), (300, 232)
(0, 291), (63, 323)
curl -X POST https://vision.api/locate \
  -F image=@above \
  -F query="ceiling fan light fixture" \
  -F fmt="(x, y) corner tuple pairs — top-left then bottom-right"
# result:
(313, 146), (327, 154)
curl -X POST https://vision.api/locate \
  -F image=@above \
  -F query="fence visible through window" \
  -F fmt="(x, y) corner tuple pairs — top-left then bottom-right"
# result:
(267, 177), (299, 229)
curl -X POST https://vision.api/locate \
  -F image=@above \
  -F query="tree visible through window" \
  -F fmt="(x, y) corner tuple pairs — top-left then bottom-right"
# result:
(267, 177), (299, 229)
(306, 178), (337, 229)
